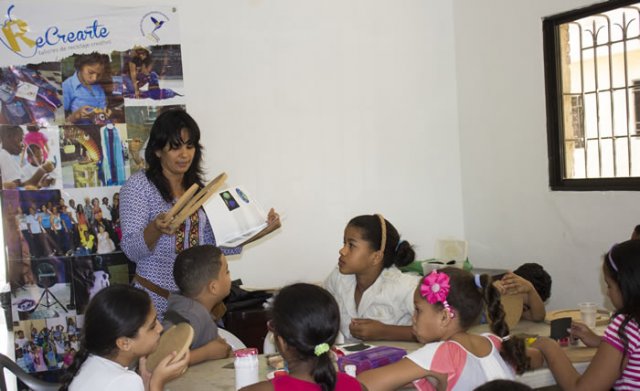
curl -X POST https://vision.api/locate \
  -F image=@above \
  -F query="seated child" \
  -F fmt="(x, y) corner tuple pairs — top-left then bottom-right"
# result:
(357, 268), (543, 391)
(241, 283), (365, 391)
(533, 240), (640, 390)
(494, 262), (551, 322)
(324, 214), (420, 342)
(60, 285), (188, 391)
(162, 244), (233, 365)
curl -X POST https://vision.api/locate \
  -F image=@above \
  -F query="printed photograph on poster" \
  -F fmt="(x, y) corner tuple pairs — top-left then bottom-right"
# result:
(61, 187), (122, 257)
(121, 45), (185, 105)
(13, 314), (82, 373)
(60, 124), (129, 187)
(0, 124), (62, 190)
(0, 63), (64, 126)
(1, 189), (27, 263)
(11, 256), (73, 322)
(60, 52), (125, 126)
(124, 104), (186, 175)
(71, 255), (131, 315)
(9, 190), (76, 264)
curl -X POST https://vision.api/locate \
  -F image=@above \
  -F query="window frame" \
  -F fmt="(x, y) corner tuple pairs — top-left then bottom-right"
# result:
(544, 0), (640, 191)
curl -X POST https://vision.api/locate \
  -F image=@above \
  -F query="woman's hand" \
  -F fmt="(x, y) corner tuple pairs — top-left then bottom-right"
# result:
(153, 212), (176, 235)
(144, 212), (176, 251)
(570, 321), (601, 347)
(266, 208), (280, 228)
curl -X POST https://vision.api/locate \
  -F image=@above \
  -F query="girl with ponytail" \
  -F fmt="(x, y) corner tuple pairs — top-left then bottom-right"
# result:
(60, 285), (189, 391)
(241, 283), (365, 391)
(358, 268), (542, 391)
(324, 214), (420, 342)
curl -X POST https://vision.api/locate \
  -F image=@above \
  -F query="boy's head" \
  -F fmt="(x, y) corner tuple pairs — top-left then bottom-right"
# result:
(174, 245), (230, 301)
(631, 225), (640, 240)
(513, 263), (552, 302)
(0, 125), (24, 155)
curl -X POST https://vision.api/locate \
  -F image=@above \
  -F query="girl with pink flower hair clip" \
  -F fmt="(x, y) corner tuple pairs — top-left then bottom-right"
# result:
(358, 268), (543, 391)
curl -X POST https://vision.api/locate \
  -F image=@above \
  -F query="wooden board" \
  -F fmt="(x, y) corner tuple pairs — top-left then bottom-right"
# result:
(484, 294), (523, 329)
(502, 294), (524, 329)
(545, 309), (610, 327)
(146, 323), (193, 371)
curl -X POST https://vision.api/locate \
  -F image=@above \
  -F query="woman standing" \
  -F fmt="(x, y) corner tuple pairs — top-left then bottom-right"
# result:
(120, 109), (278, 317)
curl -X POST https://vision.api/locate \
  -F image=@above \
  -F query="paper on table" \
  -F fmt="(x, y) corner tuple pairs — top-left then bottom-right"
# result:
(202, 185), (269, 248)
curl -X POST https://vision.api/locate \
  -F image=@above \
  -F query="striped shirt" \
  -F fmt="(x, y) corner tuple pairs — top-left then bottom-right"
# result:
(603, 314), (640, 390)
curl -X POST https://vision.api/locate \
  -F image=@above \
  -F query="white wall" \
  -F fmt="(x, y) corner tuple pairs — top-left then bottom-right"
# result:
(25, 0), (635, 309)
(172, 0), (464, 287)
(57, 0), (465, 288)
(454, 0), (640, 310)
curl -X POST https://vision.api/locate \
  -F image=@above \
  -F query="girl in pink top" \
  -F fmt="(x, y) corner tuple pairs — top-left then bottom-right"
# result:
(358, 268), (540, 391)
(23, 126), (49, 161)
(241, 283), (365, 391)
(534, 240), (640, 390)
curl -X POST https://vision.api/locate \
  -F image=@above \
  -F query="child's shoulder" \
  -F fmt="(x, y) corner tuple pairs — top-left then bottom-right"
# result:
(379, 266), (421, 287)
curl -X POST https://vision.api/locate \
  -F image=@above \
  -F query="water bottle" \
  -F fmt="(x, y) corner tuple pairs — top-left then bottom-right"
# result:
(234, 348), (259, 390)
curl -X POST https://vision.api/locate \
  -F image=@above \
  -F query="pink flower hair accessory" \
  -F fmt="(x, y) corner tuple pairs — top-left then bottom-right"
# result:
(420, 270), (454, 318)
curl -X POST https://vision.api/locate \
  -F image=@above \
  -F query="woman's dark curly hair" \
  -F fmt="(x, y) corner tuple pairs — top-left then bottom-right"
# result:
(145, 108), (205, 202)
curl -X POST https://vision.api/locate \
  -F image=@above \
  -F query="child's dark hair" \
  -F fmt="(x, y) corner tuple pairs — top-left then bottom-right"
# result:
(271, 283), (340, 391)
(513, 263), (552, 302)
(474, 379), (533, 391)
(131, 47), (152, 66)
(145, 108), (204, 202)
(73, 52), (109, 71)
(603, 240), (640, 358)
(426, 268), (530, 374)
(348, 214), (415, 268)
(59, 285), (152, 391)
(173, 245), (223, 297)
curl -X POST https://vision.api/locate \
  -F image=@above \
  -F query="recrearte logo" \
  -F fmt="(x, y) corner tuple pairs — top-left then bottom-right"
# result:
(1, 4), (110, 58)
(139, 11), (169, 43)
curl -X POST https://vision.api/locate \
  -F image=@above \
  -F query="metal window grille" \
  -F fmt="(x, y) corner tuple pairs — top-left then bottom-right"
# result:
(544, 0), (640, 190)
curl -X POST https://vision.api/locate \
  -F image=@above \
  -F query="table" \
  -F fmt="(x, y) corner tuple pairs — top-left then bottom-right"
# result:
(165, 320), (600, 390)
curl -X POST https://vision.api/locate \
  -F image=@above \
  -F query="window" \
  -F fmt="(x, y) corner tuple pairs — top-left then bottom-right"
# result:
(544, 0), (640, 190)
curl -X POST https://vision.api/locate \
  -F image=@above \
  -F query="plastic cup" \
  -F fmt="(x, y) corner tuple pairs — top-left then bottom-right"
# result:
(578, 302), (597, 328)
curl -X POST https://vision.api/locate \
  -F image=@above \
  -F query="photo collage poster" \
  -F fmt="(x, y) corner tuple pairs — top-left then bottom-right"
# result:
(0, 2), (186, 375)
